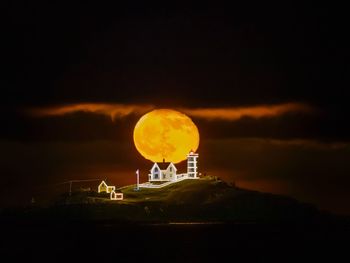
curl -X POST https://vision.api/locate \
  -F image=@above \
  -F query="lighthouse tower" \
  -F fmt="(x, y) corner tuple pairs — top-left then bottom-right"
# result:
(187, 151), (199, 178)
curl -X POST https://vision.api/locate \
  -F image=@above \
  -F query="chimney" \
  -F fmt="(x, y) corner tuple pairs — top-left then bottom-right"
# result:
(163, 158), (165, 163)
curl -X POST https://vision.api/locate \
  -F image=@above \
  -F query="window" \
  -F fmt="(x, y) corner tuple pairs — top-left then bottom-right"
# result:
(153, 167), (159, 179)
(188, 157), (194, 161)
(169, 166), (172, 172)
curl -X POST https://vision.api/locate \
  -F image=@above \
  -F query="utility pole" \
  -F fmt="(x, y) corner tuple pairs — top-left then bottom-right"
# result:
(135, 169), (140, 191)
(69, 181), (72, 196)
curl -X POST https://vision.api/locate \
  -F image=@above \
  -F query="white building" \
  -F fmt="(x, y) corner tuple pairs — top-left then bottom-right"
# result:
(187, 151), (199, 178)
(148, 151), (199, 183)
(110, 190), (123, 200)
(149, 161), (177, 182)
(98, 180), (115, 193)
(98, 180), (124, 200)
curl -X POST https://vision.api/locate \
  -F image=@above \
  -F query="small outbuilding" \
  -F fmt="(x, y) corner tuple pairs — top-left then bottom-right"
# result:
(110, 190), (123, 200)
(98, 180), (115, 193)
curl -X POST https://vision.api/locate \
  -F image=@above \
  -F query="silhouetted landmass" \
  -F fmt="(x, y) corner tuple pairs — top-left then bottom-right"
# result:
(1, 177), (349, 261)
(0, 177), (342, 223)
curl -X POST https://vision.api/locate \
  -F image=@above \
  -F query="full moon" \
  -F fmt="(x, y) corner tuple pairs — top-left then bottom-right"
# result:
(133, 109), (200, 163)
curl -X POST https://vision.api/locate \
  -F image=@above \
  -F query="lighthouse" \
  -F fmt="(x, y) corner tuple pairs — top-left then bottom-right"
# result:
(187, 151), (199, 178)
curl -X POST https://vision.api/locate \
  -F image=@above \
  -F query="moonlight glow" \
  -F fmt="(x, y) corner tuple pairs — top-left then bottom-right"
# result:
(133, 109), (200, 163)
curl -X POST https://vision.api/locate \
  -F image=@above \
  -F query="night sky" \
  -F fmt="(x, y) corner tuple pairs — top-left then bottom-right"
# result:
(3, 2), (350, 214)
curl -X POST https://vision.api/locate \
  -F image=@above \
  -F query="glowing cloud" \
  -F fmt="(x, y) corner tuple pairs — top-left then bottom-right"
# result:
(27, 102), (314, 122)
(28, 103), (154, 121)
(180, 102), (314, 121)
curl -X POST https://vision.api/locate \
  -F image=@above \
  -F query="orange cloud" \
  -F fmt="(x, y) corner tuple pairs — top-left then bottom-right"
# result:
(27, 102), (314, 121)
(28, 103), (154, 121)
(180, 102), (314, 121)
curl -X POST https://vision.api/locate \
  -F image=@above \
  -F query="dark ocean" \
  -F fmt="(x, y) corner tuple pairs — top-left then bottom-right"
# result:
(1, 220), (349, 262)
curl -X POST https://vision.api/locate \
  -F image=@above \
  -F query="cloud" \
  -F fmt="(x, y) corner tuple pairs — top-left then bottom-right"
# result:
(27, 102), (314, 122)
(180, 102), (314, 121)
(28, 103), (154, 121)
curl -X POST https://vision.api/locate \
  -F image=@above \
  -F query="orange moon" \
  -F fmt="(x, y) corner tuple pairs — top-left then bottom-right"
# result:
(133, 109), (200, 163)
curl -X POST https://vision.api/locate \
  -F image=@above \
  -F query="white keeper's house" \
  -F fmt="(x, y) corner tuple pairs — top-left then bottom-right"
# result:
(147, 151), (199, 184)
(149, 162), (177, 181)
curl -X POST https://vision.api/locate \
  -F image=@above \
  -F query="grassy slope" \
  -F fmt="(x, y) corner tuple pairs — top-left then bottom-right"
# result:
(119, 177), (241, 204)
(2, 177), (328, 222)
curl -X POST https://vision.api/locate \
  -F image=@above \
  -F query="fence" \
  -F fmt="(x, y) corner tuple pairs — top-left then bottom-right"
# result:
(138, 173), (198, 189)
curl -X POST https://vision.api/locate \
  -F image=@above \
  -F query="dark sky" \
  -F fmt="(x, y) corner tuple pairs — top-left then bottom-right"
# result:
(3, 2), (350, 214)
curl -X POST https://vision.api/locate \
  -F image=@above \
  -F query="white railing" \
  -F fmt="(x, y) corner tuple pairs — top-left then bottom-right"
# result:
(176, 173), (187, 179)
(138, 173), (198, 189)
(138, 181), (174, 188)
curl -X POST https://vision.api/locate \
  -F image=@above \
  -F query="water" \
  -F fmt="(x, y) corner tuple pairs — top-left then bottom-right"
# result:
(1, 220), (349, 262)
